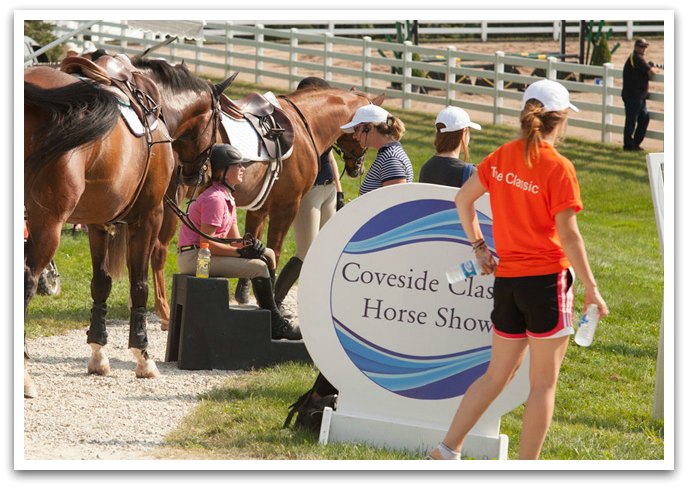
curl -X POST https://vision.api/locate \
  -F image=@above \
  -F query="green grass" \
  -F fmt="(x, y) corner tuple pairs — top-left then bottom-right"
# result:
(24, 78), (665, 460)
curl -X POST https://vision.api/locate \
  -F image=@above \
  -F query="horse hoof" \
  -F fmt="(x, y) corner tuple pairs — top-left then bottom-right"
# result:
(24, 383), (38, 399)
(24, 371), (37, 399)
(88, 344), (111, 376)
(131, 348), (160, 379)
(87, 357), (111, 376)
(160, 319), (168, 331)
(135, 361), (160, 379)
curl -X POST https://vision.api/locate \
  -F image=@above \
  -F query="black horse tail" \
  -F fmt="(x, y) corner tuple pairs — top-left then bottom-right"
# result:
(24, 80), (121, 169)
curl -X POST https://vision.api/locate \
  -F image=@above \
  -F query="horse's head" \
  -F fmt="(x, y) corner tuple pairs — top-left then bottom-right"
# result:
(171, 71), (239, 187)
(133, 57), (238, 187)
(172, 73), (238, 187)
(331, 91), (386, 177)
(334, 132), (367, 177)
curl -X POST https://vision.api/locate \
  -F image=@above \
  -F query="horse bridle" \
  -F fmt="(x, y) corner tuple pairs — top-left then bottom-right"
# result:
(177, 90), (223, 190)
(332, 142), (367, 178)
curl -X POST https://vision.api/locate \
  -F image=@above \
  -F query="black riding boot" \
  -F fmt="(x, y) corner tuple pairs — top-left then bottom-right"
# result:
(273, 256), (303, 307)
(251, 277), (302, 340)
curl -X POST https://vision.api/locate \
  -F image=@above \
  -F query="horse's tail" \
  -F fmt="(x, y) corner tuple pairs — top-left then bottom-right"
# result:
(106, 224), (128, 281)
(24, 81), (121, 169)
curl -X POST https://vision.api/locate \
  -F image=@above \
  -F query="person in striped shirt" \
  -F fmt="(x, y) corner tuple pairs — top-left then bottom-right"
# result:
(340, 105), (413, 195)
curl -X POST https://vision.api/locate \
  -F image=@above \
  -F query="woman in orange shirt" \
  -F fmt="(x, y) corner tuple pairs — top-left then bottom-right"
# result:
(429, 80), (609, 460)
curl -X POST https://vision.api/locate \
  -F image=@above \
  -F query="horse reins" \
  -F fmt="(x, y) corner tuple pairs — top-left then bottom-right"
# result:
(279, 95), (321, 170)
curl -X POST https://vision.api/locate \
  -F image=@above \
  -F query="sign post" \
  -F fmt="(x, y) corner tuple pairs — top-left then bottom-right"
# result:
(646, 153), (664, 420)
(298, 184), (529, 459)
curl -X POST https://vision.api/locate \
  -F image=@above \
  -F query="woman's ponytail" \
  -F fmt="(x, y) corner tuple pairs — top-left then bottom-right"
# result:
(520, 99), (568, 167)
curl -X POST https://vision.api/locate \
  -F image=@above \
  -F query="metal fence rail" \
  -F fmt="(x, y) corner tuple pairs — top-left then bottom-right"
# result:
(52, 20), (665, 144)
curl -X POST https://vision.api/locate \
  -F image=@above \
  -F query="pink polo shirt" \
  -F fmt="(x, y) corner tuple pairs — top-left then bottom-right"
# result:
(178, 182), (236, 247)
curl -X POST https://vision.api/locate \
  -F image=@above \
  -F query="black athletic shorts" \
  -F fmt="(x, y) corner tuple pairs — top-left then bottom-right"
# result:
(491, 268), (575, 339)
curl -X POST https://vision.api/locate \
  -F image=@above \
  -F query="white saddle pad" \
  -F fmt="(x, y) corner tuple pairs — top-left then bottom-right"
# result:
(220, 113), (269, 162)
(118, 104), (157, 136)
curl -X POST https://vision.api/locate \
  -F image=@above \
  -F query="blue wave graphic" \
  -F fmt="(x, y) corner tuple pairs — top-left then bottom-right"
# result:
(333, 318), (491, 400)
(344, 201), (494, 255)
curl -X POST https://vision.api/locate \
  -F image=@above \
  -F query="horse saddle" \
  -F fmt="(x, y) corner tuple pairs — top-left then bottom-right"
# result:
(60, 54), (162, 132)
(220, 92), (294, 159)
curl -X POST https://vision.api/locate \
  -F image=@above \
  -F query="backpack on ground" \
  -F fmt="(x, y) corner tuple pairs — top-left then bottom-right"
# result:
(283, 372), (338, 434)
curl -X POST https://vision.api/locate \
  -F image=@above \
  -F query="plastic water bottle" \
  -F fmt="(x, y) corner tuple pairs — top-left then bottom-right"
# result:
(196, 242), (211, 278)
(574, 304), (600, 347)
(446, 258), (479, 284)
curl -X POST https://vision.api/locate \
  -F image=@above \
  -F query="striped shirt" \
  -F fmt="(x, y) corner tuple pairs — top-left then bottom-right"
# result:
(359, 141), (414, 195)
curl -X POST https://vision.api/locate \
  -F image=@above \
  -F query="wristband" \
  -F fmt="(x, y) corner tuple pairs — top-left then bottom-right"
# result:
(471, 238), (486, 250)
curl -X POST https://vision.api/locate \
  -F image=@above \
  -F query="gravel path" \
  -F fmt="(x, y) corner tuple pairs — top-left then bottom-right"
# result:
(22, 291), (300, 461)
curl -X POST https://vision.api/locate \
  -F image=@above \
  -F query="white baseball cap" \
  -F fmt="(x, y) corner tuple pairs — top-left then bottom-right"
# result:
(82, 41), (97, 55)
(64, 42), (81, 54)
(522, 79), (579, 113)
(435, 106), (482, 132)
(341, 105), (391, 133)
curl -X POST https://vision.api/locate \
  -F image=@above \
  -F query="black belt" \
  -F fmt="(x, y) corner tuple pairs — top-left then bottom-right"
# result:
(313, 179), (334, 186)
(178, 244), (199, 253)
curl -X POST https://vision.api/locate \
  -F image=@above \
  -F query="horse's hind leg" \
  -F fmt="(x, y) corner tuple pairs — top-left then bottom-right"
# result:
(24, 213), (64, 398)
(86, 225), (113, 376)
(151, 202), (180, 330)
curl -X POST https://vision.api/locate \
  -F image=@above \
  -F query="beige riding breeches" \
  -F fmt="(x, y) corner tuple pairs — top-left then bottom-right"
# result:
(292, 183), (336, 260)
(177, 247), (276, 279)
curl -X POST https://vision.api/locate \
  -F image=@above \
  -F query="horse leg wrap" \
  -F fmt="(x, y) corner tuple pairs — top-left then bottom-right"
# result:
(128, 306), (149, 350)
(86, 302), (108, 346)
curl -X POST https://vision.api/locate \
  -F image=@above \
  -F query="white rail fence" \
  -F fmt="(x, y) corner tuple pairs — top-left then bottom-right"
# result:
(53, 20), (665, 144)
(56, 19), (665, 42)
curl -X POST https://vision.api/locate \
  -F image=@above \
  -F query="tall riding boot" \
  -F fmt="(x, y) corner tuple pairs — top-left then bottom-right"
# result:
(251, 276), (302, 340)
(273, 256), (303, 307)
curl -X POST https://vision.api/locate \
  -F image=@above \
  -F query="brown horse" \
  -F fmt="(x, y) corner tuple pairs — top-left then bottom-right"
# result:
(231, 87), (382, 304)
(150, 87), (377, 327)
(24, 56), (232, 393)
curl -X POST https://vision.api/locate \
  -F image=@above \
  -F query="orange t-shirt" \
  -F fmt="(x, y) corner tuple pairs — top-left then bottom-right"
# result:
(477, 139), (582, 277)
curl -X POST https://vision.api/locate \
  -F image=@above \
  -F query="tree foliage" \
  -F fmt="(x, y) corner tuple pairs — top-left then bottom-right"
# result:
(24, 20), (60, 61)
(590, 33), (612, 67)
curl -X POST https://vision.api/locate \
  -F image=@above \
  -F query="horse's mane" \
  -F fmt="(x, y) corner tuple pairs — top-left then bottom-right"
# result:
(132, 58), (210, 94)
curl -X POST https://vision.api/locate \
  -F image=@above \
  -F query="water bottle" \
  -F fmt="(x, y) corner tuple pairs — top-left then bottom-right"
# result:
(196, 242), (211, 278)
(446, 258), (479, 284)
(574, 304), (600, 347)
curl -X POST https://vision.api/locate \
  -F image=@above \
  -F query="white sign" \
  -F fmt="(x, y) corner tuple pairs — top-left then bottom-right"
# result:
(298, 183), (529, 459)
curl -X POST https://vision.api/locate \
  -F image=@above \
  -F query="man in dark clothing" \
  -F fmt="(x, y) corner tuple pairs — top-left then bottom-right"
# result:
(622, 38), (660, 151)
